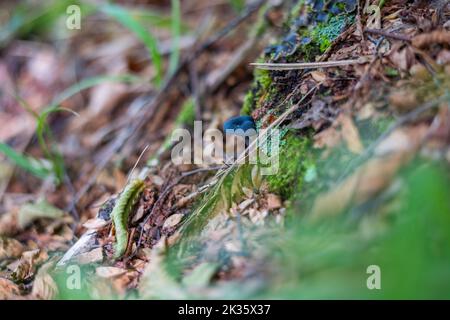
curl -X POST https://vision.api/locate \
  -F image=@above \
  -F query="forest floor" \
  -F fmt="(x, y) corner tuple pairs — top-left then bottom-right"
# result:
(1, 0), (450, 299)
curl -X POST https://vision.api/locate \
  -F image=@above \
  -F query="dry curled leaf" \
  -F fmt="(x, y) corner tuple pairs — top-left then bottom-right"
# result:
(12, 249), (48, 281)
(388, 44), (416, 71)
(310, 71), (327, 83)
(75, 247), (104, 265)
(0, 277), (21, 299)
(31, 260), (58, 300)
(0, 236), (24, 260)
(0, 211), (19, 236)
(339, 114), (364, 154)
(162, 213), (184, 230)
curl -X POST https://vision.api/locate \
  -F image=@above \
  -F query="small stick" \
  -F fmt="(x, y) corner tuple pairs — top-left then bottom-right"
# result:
(364, 28), (411, 42)
(250, 59), (361, 70)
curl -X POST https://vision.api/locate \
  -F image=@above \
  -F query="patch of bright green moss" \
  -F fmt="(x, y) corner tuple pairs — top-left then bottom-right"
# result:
(311, 15), (353, 53)
(241, 61), (274, 115)
(266, 133), (313, 199)
(241, 90), (254, 116)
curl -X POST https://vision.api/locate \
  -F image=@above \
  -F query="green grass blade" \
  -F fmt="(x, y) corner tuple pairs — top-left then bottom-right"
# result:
(128, 10), (173, 29)
(100, 4), (163, 86)
(168, 0), (181, 76)
(10, 74), (140, 184)
(0, 143), (50, 179)
(229, 0), (245, 12)
(51, 74), (144, 107)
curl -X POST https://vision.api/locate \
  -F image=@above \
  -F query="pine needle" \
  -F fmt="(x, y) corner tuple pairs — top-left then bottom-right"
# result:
(251, 59), (360, 70)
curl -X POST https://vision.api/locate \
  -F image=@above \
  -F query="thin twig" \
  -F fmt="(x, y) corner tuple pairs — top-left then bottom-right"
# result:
(364, 28), (411, 42)
(181, 165), (225, 177)
(251, 59), (361, 70)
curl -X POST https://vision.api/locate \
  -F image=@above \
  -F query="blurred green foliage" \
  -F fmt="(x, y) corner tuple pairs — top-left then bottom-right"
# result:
(266, 161), (450, 299)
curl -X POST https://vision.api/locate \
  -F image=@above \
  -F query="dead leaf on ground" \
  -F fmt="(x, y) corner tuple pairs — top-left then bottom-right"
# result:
(162, 213), (184, 230)
(0, 236), (24, 260)
(75, 247), (104, 265)
(339, 113), (364, 154)
(0, 277), (21, 299)
(388, 44), (416, 71)
(82, 218), (110, 230)
(12, 249), (49, 281)
(310, 71), (327, 83)
(31, 260), (58, 300)
(267, 194), (282, 210)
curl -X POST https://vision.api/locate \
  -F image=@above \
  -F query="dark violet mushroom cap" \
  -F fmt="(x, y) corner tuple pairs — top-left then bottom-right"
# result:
(223, 115), (256, 136)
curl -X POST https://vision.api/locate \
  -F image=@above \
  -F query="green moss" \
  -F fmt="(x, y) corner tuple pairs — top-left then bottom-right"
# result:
(311, 15), (353, 53)
(385, 66), (399, 77)
(266, 133), (312, 199)
(176, 98), (196, 127)
(240, 60), (274, 115)
(256, 67), (272, 90)
(241, 90), (254, 115)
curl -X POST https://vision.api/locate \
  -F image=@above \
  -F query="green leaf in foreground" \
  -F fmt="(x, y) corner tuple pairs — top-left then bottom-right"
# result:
(112, 179), (145, 258)
(0, 143), (51, 179)
(50, 74), (144, 107)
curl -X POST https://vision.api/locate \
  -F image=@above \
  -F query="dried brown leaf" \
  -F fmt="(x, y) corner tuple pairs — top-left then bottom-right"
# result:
(12, 249), (48, 281)
(0, 237), (24, 260)
(339, 114), (364, 154)
(267, 194), (282, 210)
(310, 71), (327, 83)
(0, 277), (21, 299)
(162, 213), (184, 230)
(75, 247), (104, 265)
(31, 260), (58, 300)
